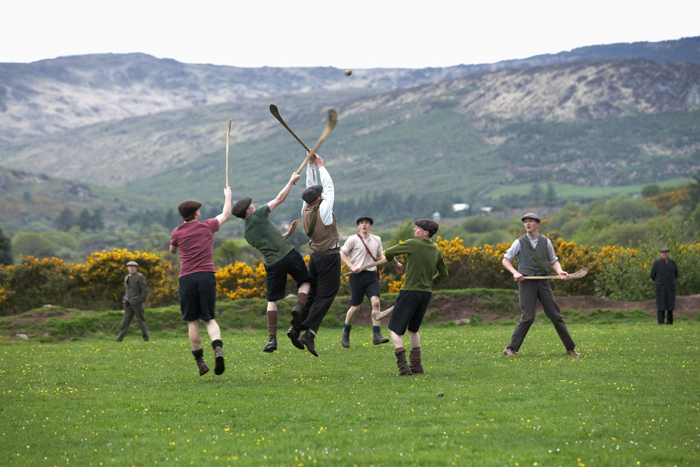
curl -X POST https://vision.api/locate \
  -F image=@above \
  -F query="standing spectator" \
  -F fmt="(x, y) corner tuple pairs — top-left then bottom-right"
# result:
(650, 247), (679, 325)
(116, 261), (149, 342)
(170, 187), (232, 376)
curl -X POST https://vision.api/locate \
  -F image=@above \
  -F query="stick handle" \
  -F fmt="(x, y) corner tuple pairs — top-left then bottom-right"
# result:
(343, 258), (387, 276)
(372, 306), (393, 321)
(225, 119), (231, 187)
(522, 268), (588, 280)
(294, 109), (338, 175)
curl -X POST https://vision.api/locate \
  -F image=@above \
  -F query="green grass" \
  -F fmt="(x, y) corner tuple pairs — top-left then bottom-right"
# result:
(2, 323), (698, 466)
(484, 178), (694, 201)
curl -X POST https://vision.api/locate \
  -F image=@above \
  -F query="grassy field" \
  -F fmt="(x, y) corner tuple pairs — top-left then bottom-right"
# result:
(2, 322), (698, 466)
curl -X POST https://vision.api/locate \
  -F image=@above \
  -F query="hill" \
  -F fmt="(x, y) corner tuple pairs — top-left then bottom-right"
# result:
(1, 36), (698, 142)
(1, 59), (699, 208)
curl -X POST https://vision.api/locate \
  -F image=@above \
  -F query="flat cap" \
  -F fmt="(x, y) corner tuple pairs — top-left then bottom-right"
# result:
(659, 247), (670, 253)
(126, 261), (138, 267)
(232, 197), (252, 219)
(301, 185), (323, 204)
(520, 212), (541, 222)
(415, 218), (439, 236)
(178, 200), (201, 219)
(356, 216), (374, 225)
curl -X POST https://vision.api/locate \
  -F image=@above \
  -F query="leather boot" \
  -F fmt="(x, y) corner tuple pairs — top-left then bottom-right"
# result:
(263, 335), (277, 353)
(214, 347), (225, 375)
(409, 347), (423, 374)
(196, 359), (209, 376)
(287, 326), (304, 350)
(290, 303), (303, 328)
(341, 328), (351, 348)
(299, 330), (318, 357)
(395, 348), (412, 376)
(373, 332), (389, 345)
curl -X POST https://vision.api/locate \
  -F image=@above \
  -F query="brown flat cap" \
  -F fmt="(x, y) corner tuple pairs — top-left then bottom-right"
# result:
(232, 197), (252, 219)
(520, 212), (541, 222)
(302, 185), (323, 203)
(415, 218), (439, 236)
(178, 200), (201, 219)
(356, 216), (374, 225)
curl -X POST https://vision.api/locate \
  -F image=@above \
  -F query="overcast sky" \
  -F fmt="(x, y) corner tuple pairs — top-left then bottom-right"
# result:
(2, 0), (698, 69)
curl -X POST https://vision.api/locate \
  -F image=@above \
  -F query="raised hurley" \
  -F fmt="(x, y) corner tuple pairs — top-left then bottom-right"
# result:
(372, 306), (393, 321)
(294, 109), (338, 175)
(343, 258), (387, 276)
(522, 268), (588, 280)
(225, 118), (232, 187)
(269, 105), (312, 152)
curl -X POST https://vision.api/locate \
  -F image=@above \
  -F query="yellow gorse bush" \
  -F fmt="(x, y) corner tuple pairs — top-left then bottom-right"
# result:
(216, 262), (266, 300)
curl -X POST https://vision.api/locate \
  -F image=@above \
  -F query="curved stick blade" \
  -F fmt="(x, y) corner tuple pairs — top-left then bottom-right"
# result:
(296, 109), (338, 174)
(372, 306), (393, 322)
(270, 104), (311, 152)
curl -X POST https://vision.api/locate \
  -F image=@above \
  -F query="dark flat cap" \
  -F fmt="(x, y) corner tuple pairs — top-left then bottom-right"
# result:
(301, 185), (323, 204)
(520, 212), (541, 222)
(232, 197), (252, 219)
(659, 247), (670, 253)
(178, 200), (202, 219)
(356, 216), (374, 225)
(126, 261), (138, 267)
(415, 218), (439, 236)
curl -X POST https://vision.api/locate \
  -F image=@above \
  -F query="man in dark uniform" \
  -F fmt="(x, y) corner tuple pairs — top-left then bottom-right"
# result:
(650, 247), (679, 325)
(287, 152), (340, 357)
(116, 260), (149, 342)
(502, 213), (579, 356)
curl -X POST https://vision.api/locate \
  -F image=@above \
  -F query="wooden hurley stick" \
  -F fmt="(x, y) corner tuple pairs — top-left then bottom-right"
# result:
(343, 258), (387, 276)
(294, 109), (338, 175)
(225, 119), (232, 187)
(522, 268), (588, 280)
(372, 306), (393, 321)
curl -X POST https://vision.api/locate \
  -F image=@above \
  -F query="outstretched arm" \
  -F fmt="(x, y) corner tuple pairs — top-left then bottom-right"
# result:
(503, 257), (524, 282)
(269, 173), (301, 212)
(215, 187), (232, 227)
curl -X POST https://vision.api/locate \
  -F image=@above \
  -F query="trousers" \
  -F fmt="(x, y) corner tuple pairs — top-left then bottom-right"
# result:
(300, 252), (341, 333)
(507, 280), (575, 351)
(117, 301), (149, 341)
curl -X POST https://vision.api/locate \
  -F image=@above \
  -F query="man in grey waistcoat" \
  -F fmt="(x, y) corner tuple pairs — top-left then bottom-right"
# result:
(650, 247), (679, 325)
(116, 261), (149, 342)
(501, 213), (578, 356)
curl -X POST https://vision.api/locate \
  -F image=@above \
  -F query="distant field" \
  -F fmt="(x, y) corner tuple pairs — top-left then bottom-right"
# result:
(484, 178), (693, 201)
(2, 324), (698, 466)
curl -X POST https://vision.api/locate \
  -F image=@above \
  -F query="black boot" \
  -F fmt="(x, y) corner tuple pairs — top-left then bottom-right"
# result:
(211, 339), (224, 375)
(341, 328), (351, 348)
(373, 332), (389, 345)
(395, 348), (412, 376)
(667, 310), (673, 325)
(299, 330), (319, 357)
(290, 303), (303, 328)
(287, 326), (304, 350)
(192, 349), (209, 376)
(657, 310), (664, 324)
(263, 335), (277, 353)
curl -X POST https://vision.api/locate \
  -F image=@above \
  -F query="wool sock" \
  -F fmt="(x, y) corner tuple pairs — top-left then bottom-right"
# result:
(372, 325), (381, 334)
(296, 293), (308, 307)
(192, 348), (204, 360)
(267, 309), (278, 336)
(211, 339), (223, 350)
(344, 323), (352, 332)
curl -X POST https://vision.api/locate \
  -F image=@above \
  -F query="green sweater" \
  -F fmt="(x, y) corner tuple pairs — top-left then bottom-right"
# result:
(384, 238), (448, 292)
(244, 204), (294, 266)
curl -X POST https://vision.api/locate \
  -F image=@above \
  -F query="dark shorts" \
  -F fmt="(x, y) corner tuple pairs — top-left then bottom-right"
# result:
(265, 249), (313, 302)
(348, 270), (381, 306)
(179, 272), (217, 322)
(388, 290), (432, 335)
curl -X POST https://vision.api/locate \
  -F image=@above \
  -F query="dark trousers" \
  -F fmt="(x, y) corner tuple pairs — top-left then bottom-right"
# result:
(657, 310), (674, 324)
(507, 280), (575, 351)
(117, 302), (149, 341)
(300, 252), (341, 333)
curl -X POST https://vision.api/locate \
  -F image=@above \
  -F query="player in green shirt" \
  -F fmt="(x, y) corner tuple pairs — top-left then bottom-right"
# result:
(232, 172), (312, 353)
(383, 219), (448, 376)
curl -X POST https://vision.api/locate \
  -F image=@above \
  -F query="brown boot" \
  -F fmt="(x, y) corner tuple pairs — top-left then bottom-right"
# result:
(341, 328), (350, 348)
(395, 348), (412, 376)
(196, 359), (209, 376)
(409, 347), (423, 374)
(373, 332), (389, 345)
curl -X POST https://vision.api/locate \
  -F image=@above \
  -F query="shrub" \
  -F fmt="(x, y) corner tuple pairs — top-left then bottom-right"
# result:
(0, 255), (71, 315)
